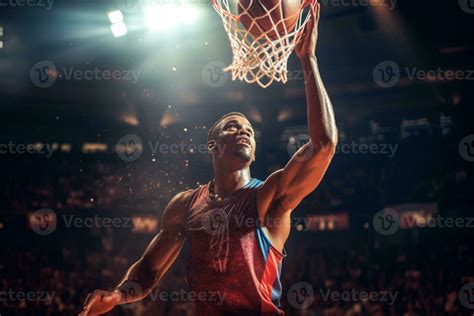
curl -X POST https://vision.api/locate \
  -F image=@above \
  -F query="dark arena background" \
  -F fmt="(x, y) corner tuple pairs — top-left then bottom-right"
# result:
(1, 0), (474, 315)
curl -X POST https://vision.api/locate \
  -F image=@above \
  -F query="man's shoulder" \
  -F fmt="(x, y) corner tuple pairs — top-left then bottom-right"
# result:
(171, 187), (201, 207)
(256, 170), (283, 193)
(162, 187), (202, 221)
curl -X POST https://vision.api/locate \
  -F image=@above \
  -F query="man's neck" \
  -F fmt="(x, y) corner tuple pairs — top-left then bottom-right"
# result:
(212, 166), (252, 199)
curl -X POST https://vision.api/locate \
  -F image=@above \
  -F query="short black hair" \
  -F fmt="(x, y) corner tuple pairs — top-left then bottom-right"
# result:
(207, 112), (249, 141)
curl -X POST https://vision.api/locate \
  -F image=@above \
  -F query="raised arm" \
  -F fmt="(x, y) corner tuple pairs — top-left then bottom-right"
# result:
(257, 3), (337, 232)
(80, 190), (193, 315)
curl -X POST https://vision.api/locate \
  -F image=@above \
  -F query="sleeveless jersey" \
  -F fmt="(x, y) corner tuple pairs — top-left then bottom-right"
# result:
(184, 178), (287, 315)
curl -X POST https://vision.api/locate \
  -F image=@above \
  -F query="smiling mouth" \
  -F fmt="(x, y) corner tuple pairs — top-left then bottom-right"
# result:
(236, 139), (251, 147)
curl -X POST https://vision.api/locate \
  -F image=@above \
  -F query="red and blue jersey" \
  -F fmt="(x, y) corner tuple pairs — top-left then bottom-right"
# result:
(185, 178), (287, 315)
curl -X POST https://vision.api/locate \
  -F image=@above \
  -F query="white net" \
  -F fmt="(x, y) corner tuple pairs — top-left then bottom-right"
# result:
(212, 0), (314, 88)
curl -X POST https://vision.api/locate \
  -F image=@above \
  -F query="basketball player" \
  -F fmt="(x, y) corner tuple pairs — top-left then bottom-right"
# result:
(80, 3), (337, 315)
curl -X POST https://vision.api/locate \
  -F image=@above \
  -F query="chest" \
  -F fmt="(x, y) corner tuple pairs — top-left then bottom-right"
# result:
(186, 197), (258, 237)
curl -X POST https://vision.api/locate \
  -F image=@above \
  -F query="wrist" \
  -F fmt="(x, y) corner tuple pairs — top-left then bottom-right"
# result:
(299, 54), (317, 66)
(299, 55), (317, 79)
(115, 285), (135, 305)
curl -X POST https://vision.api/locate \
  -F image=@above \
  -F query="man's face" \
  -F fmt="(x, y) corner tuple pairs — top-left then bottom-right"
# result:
(208, 115), (256, 163)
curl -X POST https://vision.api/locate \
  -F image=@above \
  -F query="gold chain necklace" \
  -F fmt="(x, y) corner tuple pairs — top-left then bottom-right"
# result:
(209, 180), (223, 201)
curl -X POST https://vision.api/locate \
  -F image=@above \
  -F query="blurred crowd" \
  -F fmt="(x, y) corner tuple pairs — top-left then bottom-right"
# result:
(1, 127), (472, 216)
(1, 117), (473, 315)
(0, 229), (473, 315)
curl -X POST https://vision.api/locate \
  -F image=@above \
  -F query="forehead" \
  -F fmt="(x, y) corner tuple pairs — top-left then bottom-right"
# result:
(220, 115), (252, 128)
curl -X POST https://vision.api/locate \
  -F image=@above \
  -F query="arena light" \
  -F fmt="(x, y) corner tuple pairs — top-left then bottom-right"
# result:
(144, 4), (200, 31)
(60, 143), (72, 153)
(180, 6), (200, 24)
(0, 26), (3, 49)
(82, 143), (108, 154)
(111, 22), (128, 38)
(144, 6), (178, 30)
(108, 10), (127, 38)
(108, 10), (124, 24)
(132, 216), (158, 234)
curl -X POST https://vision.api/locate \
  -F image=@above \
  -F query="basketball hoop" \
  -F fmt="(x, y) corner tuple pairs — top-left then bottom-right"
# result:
(212, 0), (315, 88)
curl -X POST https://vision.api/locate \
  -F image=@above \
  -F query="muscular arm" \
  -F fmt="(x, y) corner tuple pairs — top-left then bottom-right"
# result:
(267, 55), (337, 209)
(115, 190), (191, 303)
(80, 190), (193, 315)
(257, 3), (337, 240)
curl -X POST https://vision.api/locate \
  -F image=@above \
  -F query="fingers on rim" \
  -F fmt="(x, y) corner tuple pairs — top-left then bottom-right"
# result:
(315, 3), (321, 17)
(305, 0), (320, 8)
(307, 16), (314, 29)
(302, 0), (313, 8)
